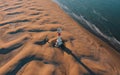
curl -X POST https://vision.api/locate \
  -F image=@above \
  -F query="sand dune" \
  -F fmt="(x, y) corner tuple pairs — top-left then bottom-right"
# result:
(0, 0), (120, 75)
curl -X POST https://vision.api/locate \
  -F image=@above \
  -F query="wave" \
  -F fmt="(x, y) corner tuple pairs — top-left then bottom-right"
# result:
(92, 9), (108, 22)
(66, 10), (120, 51)
(53, 0), (120, 51)
(71, 13), (120, 51)
(52, 0), (72, 14)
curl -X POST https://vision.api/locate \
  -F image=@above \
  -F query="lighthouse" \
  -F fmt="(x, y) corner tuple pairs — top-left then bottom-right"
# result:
(55, 28), (63, 47)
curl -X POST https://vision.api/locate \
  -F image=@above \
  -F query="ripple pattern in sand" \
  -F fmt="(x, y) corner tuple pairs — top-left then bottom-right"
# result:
(0, 0), (120, 75)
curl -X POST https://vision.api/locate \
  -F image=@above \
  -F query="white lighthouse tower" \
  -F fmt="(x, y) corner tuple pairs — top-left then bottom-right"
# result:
(55, 28), (63, 47)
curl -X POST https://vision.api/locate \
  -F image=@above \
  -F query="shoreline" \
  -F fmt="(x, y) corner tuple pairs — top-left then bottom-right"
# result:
(0, 0), (120, 74)
(52, 0), (120, 53)
(51, 0), (119, 53)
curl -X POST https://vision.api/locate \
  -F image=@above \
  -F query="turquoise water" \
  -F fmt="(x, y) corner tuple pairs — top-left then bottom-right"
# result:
(53, 0), (120, 51)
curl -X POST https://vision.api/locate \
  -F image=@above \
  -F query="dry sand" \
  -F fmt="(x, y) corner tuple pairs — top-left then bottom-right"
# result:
(0, 0), (120, 75)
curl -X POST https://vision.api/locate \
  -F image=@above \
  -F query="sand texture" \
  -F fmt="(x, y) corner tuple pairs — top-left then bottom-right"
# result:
(0, 0), (120, 75)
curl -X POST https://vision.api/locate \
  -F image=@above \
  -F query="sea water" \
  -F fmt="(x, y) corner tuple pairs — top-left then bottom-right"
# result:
(53, 0), (120, 51)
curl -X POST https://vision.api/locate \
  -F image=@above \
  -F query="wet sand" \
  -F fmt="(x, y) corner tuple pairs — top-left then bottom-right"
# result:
(0, 0), (120, 75)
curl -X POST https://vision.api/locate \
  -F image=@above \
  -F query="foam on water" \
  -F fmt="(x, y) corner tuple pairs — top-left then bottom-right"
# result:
(92, 9), (108, 22)
(72, 12), (120, 50)
(53, 0), (120, 51)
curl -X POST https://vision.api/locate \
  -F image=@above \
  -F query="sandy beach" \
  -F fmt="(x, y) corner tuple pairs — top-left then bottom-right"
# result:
(0, 0), (120, 75)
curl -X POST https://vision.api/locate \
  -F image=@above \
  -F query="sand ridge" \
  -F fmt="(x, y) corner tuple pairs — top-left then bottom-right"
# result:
(0, 0), (120, 75)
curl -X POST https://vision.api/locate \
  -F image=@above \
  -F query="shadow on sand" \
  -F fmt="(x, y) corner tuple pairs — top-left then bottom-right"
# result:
(5, 56), (43, 75)
(4, 43), (96, 75)
(60, 44), (96, 75)
(0, 44), (23, 54)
